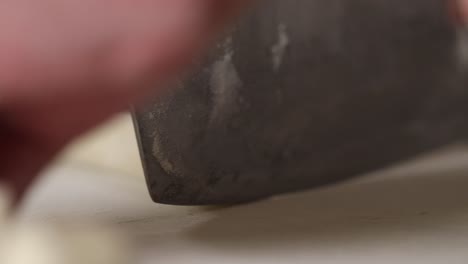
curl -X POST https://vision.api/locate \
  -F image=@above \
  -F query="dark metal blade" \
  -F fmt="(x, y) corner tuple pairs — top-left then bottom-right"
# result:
(133, 0), (468, 205)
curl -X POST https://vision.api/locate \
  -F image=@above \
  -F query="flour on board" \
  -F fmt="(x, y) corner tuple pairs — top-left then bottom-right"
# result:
(271, 23), (290, 71)
(209, 47), (242, 125)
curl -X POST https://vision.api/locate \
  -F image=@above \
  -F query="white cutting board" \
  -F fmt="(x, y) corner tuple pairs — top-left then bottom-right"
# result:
(17, 144), (468, 264)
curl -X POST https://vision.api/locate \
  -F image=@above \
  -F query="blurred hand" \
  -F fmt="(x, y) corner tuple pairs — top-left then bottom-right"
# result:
(0, 0), (249, 201)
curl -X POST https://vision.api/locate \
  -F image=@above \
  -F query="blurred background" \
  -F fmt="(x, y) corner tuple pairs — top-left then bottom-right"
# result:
(20, 119), (468, 264)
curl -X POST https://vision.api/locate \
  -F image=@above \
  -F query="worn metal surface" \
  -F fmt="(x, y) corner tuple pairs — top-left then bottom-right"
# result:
(133, 0), (468, 205)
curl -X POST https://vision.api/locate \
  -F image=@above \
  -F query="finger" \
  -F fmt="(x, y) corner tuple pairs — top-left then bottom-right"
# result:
(0, 116), (60, 204)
